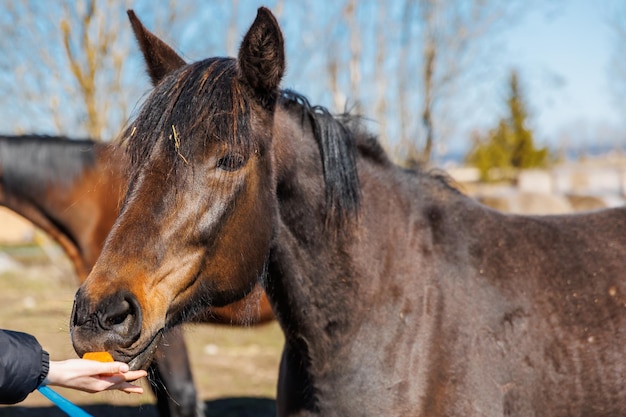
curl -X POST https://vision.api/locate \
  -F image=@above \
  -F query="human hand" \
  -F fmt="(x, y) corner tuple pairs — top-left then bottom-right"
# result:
(42, 359), (147, 394)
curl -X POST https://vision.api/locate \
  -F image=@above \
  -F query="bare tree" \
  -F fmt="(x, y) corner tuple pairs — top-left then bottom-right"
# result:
(302, 0), (527, 165)
(226, 0), (240, 56)
(398, 0), (527, 166)
(0, 0), (130, 139)
(0, 0), (531, 157)
(0, 0), (183, 140)
(59, 0), (131, 140)
(345, 0), (361, 109)
(373, 3), (389, 142)
(607, 1), (626, 116)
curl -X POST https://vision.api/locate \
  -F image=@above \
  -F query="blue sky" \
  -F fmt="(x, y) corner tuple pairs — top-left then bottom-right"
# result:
(495, 1), (622, 151)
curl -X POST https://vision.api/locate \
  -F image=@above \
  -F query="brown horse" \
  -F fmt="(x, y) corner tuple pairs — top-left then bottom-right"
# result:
(0, 135), (273, 417)
(71, 8), (626, 417)
(0, 135), (125, 279)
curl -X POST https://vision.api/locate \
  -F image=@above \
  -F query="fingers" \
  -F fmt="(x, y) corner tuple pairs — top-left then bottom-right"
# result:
(110, 362), (130, 373)
(99, 376), (145, 394)
(45, 359), (148, 394)
(118, 382), (145, 394)
(83, 360), (147, 380)
(82, 360), (148, 392)
(98, 369), (148, 393)
(82, 360), (129, 374)
(119, 369), (148, 382)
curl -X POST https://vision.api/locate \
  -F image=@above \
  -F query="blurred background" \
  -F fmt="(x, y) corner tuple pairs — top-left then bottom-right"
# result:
(0, 0), (624, 163)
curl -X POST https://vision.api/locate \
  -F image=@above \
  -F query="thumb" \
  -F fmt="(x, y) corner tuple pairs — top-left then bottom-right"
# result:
(103, 362), (130, 374)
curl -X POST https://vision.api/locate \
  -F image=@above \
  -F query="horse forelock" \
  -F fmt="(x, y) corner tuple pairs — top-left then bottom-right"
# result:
(0, 135), (96, 194)
(125, 58), (255, 180)
(124, 60), (362, 232)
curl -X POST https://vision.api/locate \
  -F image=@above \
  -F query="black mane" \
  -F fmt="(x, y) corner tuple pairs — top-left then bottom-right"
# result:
(0, 135), (96, 195)
(277, 94), (461, 199)
(279, 90), (362, 227)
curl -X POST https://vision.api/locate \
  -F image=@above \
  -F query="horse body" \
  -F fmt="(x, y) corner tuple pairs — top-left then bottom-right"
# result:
(70, 8), (626, 417)
(0, 136), (124, 279)
(272, 109), (626, 415)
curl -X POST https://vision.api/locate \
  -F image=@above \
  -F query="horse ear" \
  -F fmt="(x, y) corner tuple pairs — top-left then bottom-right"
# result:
(127, 10), (186, 86)
(238, 7), (285, 95)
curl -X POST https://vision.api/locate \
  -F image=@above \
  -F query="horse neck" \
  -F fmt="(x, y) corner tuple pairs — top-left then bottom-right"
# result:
(270, 108), (468, 371)
(0, 138), (121, 281)
(270, 106), (365, 345)
(272, 106), (332, 247)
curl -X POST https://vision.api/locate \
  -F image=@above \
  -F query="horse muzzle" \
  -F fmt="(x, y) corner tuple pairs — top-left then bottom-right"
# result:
(70, 287), (157, 369)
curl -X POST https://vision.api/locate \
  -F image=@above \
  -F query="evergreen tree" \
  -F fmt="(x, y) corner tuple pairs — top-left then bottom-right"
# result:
(466, 70), (550, 181)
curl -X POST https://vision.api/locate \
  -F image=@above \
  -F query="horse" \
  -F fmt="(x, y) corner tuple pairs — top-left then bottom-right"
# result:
(70, 8), (626, 417)
(0, 135), (124, 279)
(0, 135), (274, 417)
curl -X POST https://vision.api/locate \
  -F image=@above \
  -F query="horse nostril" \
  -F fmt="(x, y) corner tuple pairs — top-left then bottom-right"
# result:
(102, 298), (134, 328)
(71, 287), (92, 328)
(94, 291), (143, 345)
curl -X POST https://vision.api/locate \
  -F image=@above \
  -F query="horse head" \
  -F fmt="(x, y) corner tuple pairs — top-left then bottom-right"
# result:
(71, 8), (284, 369)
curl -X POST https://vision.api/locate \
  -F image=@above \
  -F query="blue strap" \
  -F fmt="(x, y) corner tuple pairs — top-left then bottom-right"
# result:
(37, 385), (93, 417)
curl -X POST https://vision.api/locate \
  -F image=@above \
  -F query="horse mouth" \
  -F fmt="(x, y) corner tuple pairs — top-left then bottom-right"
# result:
(126, 329), (163, 370)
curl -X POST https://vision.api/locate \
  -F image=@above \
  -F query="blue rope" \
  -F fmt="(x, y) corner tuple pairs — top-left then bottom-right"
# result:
(37, 385), (93, 417)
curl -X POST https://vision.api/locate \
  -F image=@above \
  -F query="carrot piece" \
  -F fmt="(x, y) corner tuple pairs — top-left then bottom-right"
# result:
(82, 351), (114, 362)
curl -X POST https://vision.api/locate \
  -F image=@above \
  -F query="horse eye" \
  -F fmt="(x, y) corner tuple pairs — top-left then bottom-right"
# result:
(216, 154), (245, 172)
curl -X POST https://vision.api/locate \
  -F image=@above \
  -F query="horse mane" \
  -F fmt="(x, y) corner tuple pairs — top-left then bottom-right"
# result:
(278, 94), (461, 199)
(278, 90), (362, 228)
(0, 135), (96, 194)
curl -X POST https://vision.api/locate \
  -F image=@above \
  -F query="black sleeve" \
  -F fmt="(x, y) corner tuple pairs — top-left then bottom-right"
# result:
(0, 329), (50, 404)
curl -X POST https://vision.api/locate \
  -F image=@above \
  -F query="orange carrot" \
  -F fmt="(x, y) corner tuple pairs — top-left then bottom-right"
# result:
(82, 351), (114, 362)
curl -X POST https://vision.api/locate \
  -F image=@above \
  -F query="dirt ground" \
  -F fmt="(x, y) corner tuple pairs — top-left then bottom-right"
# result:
(0, 245), (284, 417)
